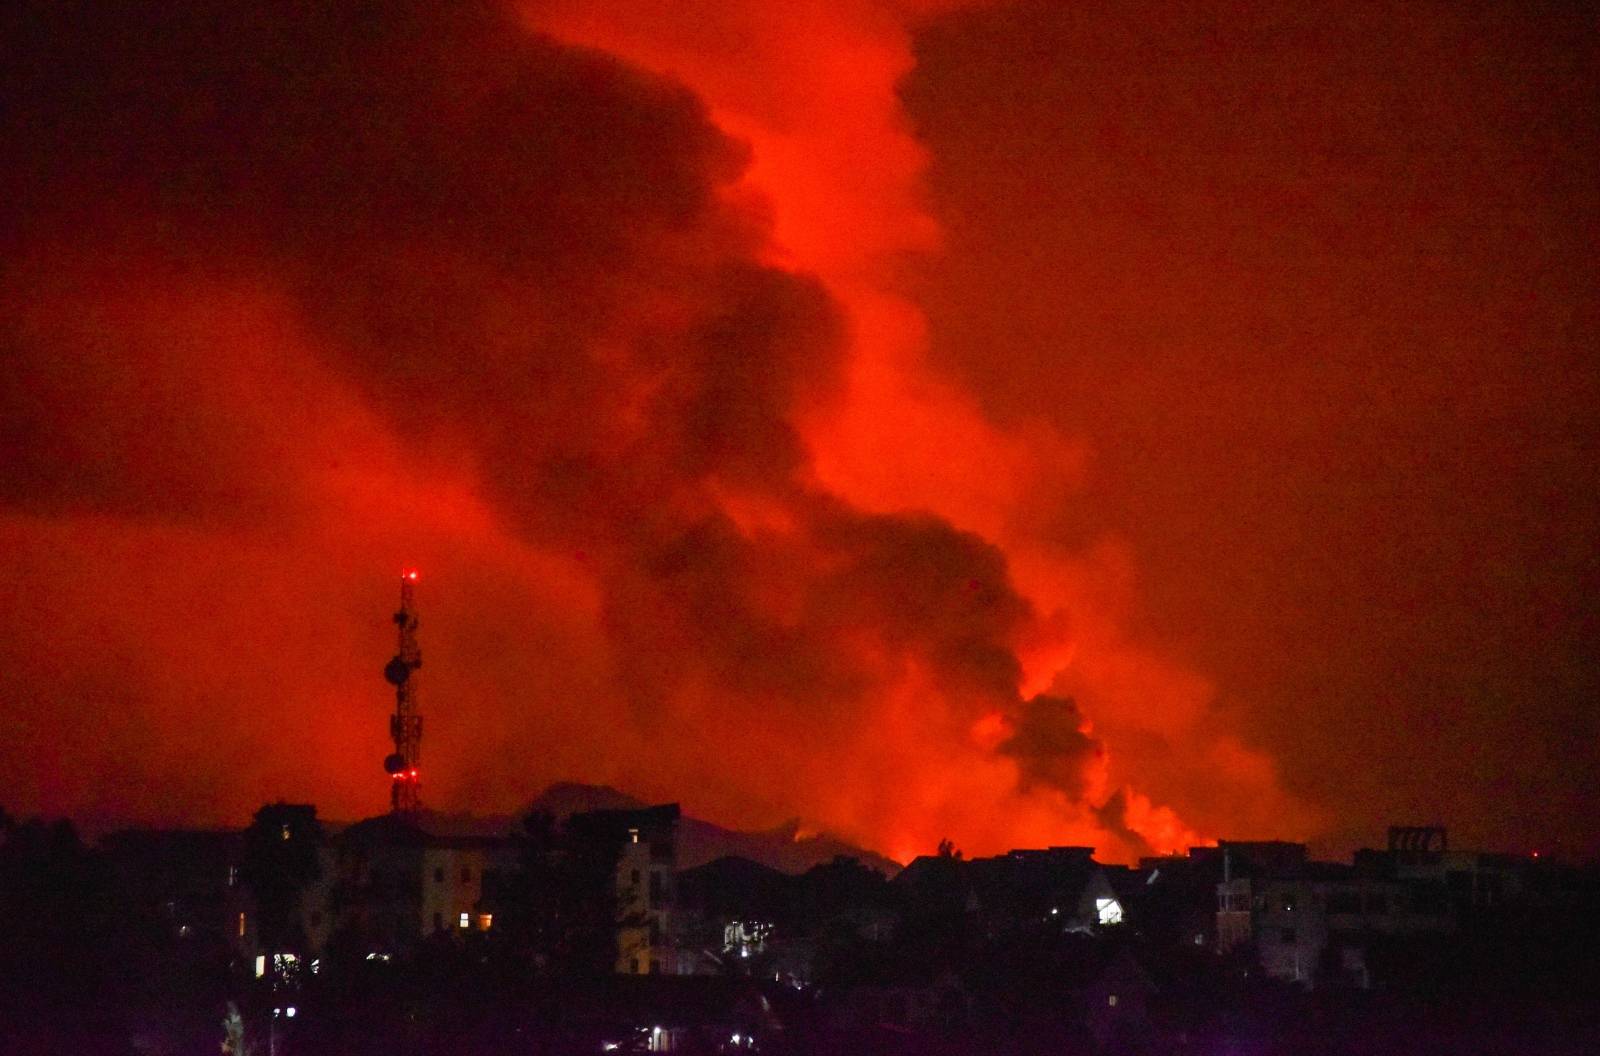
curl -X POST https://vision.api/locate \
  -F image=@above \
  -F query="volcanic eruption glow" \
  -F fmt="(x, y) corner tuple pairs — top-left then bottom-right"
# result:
(5, 0), (1590, 863)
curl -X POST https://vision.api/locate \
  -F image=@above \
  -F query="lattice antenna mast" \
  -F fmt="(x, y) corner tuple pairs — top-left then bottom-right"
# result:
(382, 570), (423, 815)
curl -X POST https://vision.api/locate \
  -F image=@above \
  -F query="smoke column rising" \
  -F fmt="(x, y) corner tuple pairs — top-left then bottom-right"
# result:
(0, 0), (1319, 861)
(522, 0), (1315, 855)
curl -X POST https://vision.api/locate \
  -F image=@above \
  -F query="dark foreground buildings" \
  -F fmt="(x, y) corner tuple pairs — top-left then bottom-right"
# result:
(1, 802), (1596, 1054)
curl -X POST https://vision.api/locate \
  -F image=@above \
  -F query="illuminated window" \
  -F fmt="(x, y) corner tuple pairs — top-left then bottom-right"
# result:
(459, 912), (470, 929)
(629, 828), (640, 844)
(1095, 898), (1124, 925)
(238, 912), (247, 937)
(227, 865), (238, 887)
(254, 955), (266, 978)
(478, 913), (493, 930)
(280, 824), (291, 841)
(1107, 994), (1118, 1007)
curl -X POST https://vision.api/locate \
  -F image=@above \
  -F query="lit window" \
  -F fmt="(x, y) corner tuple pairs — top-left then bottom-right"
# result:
(1095, 898), (1123, 925)
(629, 828), (640, 844)
(478, 913), (493, 930)
(254, 955), (266, 978)
(280, 824), (291, 841)
(1108, 994), (1118, 1007)
(238, 912), (247, 937)
(459, 912), (470, 929)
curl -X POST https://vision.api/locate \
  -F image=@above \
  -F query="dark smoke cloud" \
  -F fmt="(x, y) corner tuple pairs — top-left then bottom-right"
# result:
(3, 0), (787, 511)
(1000, 694), (1103, 801)
(603, 502), (1031, 720)
(1093, 789), (1155, 861)
(1, 0), (1149, 854)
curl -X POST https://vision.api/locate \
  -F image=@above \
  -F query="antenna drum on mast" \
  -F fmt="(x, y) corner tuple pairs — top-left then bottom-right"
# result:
(383, 656), (410, 685)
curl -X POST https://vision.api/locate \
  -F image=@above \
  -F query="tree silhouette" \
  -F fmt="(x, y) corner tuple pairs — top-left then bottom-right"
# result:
(240, 802), (324, 954)
(493, 809), (632, 978)
(0, 815), (128, 1049)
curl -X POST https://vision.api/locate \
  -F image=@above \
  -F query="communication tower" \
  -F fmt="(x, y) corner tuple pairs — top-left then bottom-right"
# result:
(382, 570), (423, 814)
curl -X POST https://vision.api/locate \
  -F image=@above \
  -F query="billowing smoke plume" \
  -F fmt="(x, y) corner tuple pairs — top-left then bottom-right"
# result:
(1, 0), (1312, 860)
(1001, 695), (1102, 800)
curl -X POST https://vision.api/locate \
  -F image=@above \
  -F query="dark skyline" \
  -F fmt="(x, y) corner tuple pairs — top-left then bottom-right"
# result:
(2, 0), (1595, 863)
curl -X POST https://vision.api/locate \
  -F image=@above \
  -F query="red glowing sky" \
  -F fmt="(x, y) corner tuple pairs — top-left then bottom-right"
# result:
(2, 0), (1595, 862)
